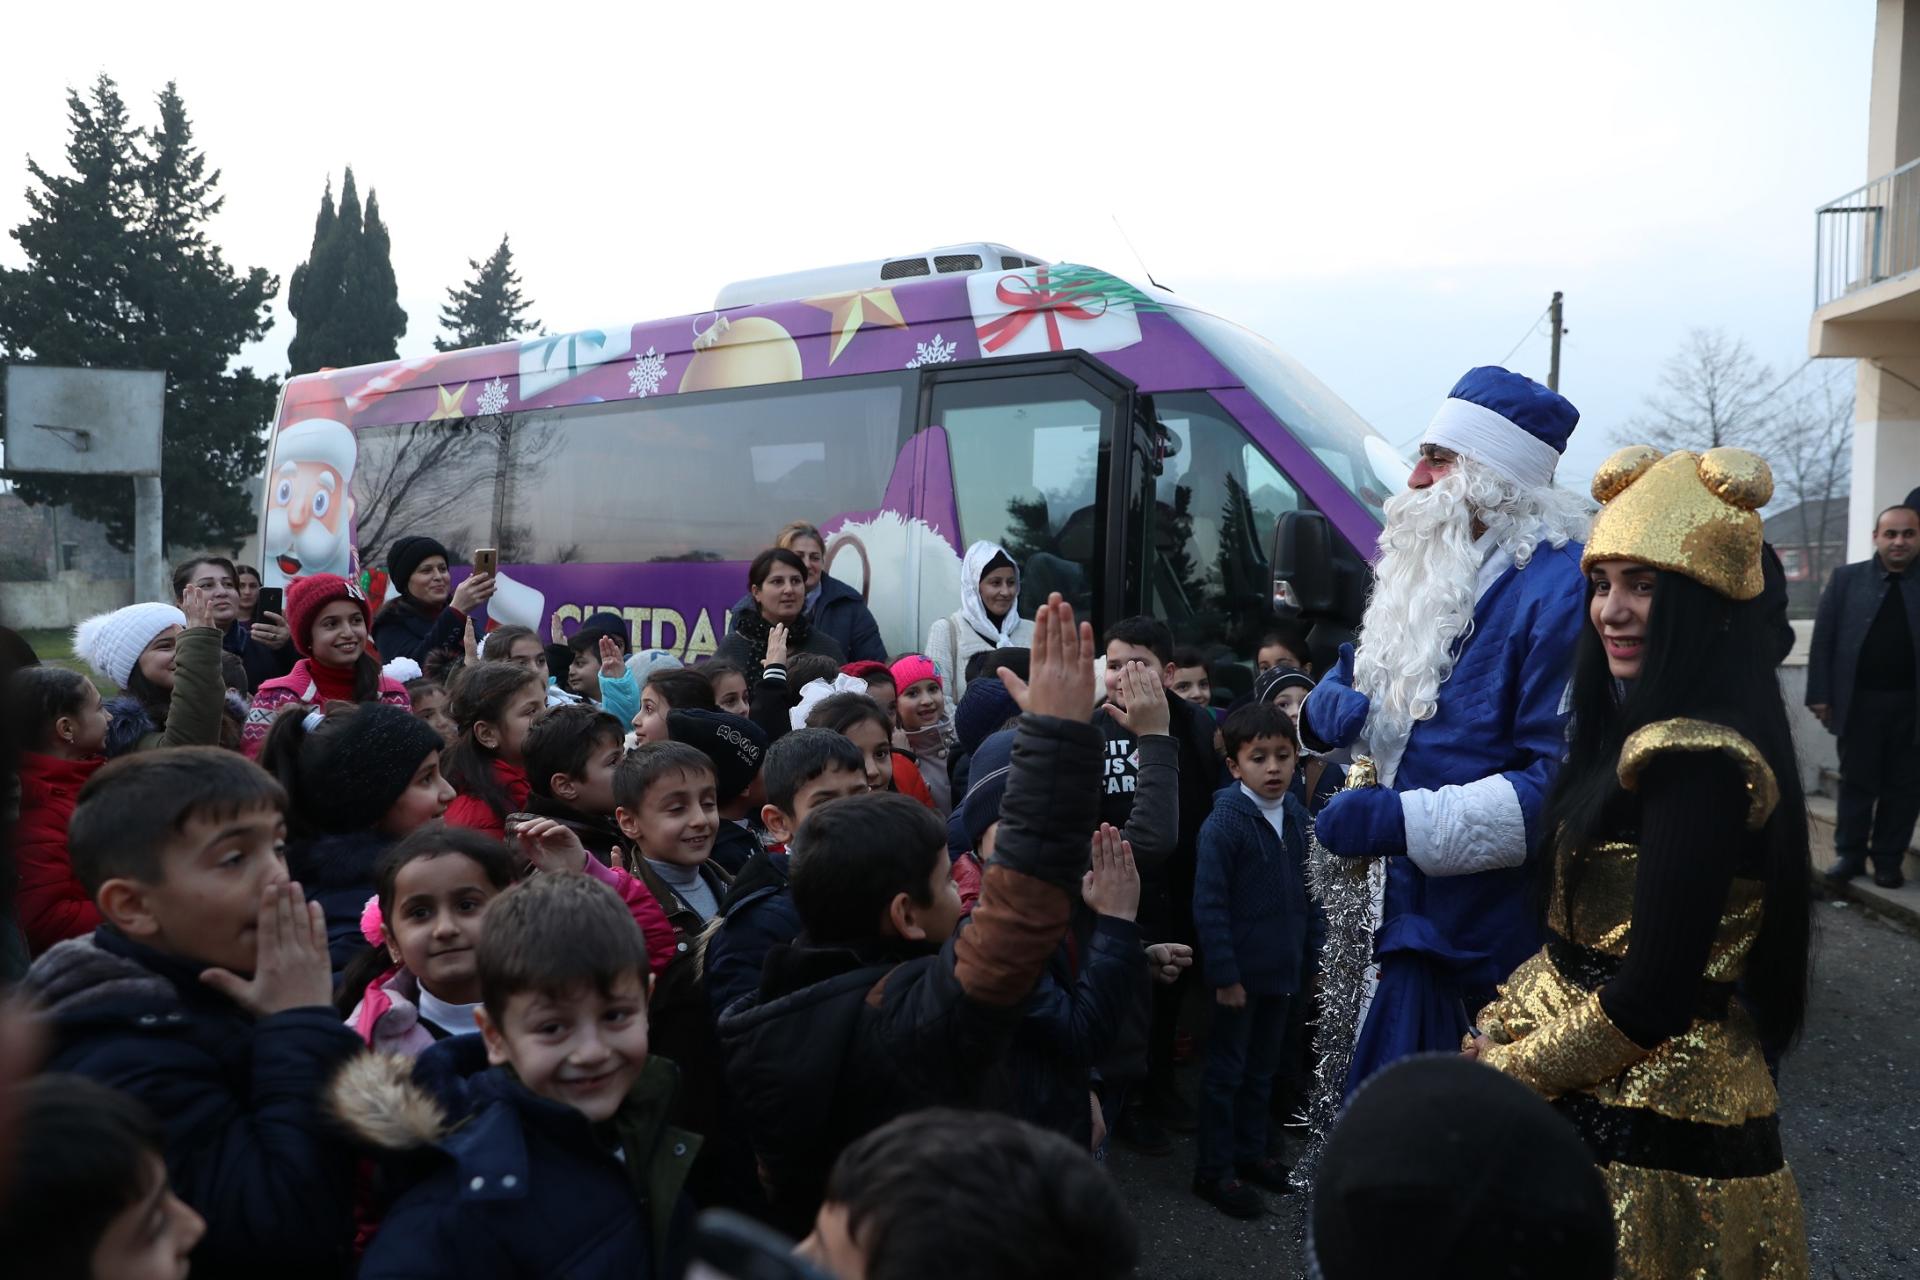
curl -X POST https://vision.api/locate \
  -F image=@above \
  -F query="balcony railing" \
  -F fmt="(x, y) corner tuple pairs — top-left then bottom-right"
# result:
(1817, 157), (1920, 309)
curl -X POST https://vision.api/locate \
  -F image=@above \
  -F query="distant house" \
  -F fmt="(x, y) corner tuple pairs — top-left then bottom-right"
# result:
(1764, 497), (1850, 617)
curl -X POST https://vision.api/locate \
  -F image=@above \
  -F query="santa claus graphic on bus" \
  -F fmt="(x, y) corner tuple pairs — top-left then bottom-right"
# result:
(263, 385), (358, 587)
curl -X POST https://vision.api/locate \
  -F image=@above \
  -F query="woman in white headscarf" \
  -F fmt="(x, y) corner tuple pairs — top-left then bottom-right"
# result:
(924, 540), (1033, 705)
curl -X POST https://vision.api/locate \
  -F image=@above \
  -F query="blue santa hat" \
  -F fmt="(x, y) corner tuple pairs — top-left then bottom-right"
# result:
(1421, 367), (1579, 490)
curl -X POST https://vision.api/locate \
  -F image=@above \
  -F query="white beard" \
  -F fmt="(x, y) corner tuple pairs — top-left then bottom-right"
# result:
(263, 506), (353, 586)
(1353, 458), (1591, 783)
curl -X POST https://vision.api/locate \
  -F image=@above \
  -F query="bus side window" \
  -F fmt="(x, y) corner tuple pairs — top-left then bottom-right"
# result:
(935, 374), (1112, 620)
(1149, 392), (1307, 661)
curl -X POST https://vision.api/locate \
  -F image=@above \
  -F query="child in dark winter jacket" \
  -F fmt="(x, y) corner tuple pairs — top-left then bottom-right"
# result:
(258, 698), (454, 973)
(703, 728), (870, 1019)
(666, 707), (770, 876)
(797, 1108), (1137, 1280)
(0, 1075), (208, 1279)
(20, 747), (365, 1280)
(522, 702), (630, 861)
(1190, 701), (1323, 1219)
(338, 824), (518, 1056)
(9, 665), (111, 954)
(441, 661), (547, 837)
(346, 873), (698, 1280)
(719, 595), (1107, 1233)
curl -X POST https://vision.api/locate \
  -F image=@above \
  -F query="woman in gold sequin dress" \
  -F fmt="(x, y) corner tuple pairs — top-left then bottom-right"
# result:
(1469, 445), (1811, 1279)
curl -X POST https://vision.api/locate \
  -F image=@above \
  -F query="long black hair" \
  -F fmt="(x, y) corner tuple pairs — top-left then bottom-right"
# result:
(439, 661), (545, 823)
(1542, 569), (1810, 1048)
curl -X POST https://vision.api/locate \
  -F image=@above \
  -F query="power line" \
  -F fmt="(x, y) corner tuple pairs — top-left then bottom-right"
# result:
(1498, 303), (1553, 367)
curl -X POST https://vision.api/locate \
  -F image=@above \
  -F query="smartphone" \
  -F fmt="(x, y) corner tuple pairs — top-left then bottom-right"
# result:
(686, 1211), (830, 1280)
(472, 547), (498, 577)
(252, 586), (283, 623)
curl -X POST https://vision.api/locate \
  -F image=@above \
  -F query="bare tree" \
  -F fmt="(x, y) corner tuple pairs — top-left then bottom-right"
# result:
(1760, 366), (1854, 585)
(1622, 328), (1774, 452)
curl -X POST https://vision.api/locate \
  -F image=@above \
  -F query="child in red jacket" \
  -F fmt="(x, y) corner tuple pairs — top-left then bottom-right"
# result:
(8, 666), (110, 954)
(440, 661), (546, 837)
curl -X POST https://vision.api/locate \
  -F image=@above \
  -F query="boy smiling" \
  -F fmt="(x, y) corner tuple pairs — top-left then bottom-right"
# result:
(351, 874), (698, 1279)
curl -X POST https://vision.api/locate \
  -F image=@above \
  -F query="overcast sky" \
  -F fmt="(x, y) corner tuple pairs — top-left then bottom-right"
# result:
(0, 1), (1876, 489)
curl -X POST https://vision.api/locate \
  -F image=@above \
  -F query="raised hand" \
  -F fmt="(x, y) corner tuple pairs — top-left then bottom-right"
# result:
(178, 583), (217, 631)
(599, 634), (626, 679)
(451, 570), (497, 615)
(1102, 661), (1170, 737)
(199, 880), (333, 1016)
(1145, 942), (1194, 985)
(1080, 824), (1140, 921)
(1301, 641), (1369, 748)
(764, 623), (790, 669)
(462, 617), (479, 665)
(997, 594), (1095, 720)
(514, 816), (590, 876)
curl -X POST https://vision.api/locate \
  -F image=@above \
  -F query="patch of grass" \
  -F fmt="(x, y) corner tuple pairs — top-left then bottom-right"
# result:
(19, 626), (111, 692)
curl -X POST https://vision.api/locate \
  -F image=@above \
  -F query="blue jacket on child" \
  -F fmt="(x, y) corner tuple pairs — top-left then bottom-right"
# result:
(1193, 785), (1323, 996)
(23, 927), (364, 1280)
(346, 1036), (700, 1280)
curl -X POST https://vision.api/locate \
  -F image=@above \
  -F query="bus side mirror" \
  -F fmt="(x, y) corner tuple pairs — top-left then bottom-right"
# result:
(1270, 511), (1335, 614)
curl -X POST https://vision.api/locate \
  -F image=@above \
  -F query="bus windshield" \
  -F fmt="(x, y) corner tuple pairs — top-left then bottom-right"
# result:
(1169, 308), (1406, 521)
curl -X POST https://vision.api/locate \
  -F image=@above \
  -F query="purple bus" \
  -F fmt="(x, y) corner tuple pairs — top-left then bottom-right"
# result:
(258, 245), (1401, 683)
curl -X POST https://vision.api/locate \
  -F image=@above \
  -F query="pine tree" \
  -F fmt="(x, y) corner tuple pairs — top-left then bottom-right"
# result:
(285, 166), (407, 373)
(437, 235), (539, 350)
(0, 77), (278, 550)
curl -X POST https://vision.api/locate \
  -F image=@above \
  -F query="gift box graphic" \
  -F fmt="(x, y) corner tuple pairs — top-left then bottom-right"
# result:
(967, 265), (1143, 359)
(518, 327), (634, 400)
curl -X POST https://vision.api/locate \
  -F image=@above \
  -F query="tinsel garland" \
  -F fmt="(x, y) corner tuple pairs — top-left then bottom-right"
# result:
(1290, 755), (1384, 1195)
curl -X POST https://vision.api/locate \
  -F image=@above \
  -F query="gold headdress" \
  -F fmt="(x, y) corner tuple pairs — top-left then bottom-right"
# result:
(1581, 446), (1771, 600)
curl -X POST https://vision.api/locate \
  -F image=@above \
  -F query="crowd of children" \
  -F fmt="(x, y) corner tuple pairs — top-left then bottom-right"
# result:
(0, 538), (1375, 1279)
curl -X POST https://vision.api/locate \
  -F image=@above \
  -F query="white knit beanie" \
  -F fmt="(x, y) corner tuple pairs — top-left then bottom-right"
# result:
(73, 602), (188, 690)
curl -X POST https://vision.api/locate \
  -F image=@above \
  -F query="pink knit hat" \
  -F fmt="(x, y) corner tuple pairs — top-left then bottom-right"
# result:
(889, 654), (941, 692)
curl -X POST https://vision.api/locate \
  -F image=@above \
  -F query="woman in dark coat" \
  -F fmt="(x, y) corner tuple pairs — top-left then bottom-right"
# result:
(716, 547), (846, 686)
(730, 521), (885, 664)
(371, 536), (494, 667)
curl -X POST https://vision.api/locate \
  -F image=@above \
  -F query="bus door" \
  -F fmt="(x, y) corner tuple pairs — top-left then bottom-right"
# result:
(920, 353), (1151, 639)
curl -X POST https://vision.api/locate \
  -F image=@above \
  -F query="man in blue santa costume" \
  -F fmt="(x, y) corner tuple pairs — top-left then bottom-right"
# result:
(1303, 366), (1590, 1091)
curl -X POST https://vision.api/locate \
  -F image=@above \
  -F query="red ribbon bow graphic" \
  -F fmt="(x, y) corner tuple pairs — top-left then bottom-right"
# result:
(975, 268), (1110, 354)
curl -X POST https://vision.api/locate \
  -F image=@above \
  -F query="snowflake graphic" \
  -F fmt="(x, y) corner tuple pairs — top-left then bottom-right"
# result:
(476, 377), (510, 416)
(905, 332), (957, 369)
(628, 346), (667, 397)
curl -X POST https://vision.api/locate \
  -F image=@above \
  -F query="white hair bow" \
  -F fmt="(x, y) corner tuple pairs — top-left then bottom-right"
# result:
(790, 674), (873, 731)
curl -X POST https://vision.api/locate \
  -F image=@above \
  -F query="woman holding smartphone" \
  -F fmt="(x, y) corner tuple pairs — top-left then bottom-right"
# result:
(372, 535), (496, 668)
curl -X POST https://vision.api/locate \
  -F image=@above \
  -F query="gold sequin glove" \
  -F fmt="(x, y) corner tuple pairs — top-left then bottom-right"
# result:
(1479, 989), (1645, 1100)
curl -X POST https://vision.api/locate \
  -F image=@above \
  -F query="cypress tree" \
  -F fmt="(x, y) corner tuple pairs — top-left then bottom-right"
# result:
(285, 166), (407, 373)
(286, 178), (343, 375)
(437, 235), (540, 350)
(0, 76), (278, 550)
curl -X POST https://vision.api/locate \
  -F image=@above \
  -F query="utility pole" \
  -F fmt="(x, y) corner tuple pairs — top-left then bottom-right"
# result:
(1548, 291), (1565, 392)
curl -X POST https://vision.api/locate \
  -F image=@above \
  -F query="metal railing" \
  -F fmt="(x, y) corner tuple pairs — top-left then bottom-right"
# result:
(1816, 157), (1920, 309)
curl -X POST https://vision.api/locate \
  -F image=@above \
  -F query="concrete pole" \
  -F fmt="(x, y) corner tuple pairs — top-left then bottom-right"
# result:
(133, 474), (165, 603)
(1548, 291), (1564, 392)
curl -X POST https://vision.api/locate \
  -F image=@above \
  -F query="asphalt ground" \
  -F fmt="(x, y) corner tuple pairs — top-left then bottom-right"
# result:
(1110, 897), (1920, 1278)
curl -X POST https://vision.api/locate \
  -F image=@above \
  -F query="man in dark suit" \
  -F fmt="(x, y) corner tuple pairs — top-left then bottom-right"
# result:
(1807, 504), (1920, 888)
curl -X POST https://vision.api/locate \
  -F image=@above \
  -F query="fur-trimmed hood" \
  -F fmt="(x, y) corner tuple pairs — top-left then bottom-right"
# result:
(328, 1049), (452, 1152)
(103, 689), (248, 758)
(21, 932), (174, 1016)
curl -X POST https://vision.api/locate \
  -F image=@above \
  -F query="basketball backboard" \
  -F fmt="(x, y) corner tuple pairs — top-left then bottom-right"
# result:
(4, 366), (165, 476)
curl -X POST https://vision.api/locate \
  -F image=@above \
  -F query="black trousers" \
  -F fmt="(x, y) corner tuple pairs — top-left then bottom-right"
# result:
(1836, 689), (1920, 874)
